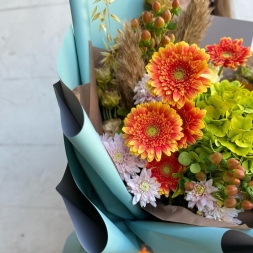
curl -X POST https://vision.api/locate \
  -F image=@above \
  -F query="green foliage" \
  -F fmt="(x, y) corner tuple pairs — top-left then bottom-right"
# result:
(196, 80), (253, 169)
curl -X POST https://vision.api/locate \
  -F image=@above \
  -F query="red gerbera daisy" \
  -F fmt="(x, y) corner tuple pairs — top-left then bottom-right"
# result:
(174, 101), (206, 149)
(146, 41), (211, 108)
(122, 102), (183, 162)
(206, 37), (252, 70)
(146, 153), (185, 196)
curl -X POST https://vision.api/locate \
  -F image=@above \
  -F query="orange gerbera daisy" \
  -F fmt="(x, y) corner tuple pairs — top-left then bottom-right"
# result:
(122, 102), (183, 162)
(174, 101), (206, 149)
(146, 153), (185, 196)
(206, 37), (252, 70)
(146, 41), (211, 108)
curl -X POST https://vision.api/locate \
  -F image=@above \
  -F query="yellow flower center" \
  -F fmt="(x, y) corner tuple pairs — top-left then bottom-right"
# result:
(146, 126), (158, 137)
(174, 70), (184, 80)
(162, 165), (171, 175)
(140, 181), (150, 192)
(114, 152), (123, 162)
(195, 184), (205, 195)
(222, 52), (231, 58)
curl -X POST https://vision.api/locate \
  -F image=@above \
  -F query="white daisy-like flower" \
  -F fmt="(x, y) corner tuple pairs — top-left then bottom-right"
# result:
(185, 179), (218, 211)
(100, 133), (145, 180)
(133, 73), (161, 105)
(203, 202), (242, 225)
(126, 168), (161, 207)
(100, 132), (111, 143)
(201, 63), (221, 84)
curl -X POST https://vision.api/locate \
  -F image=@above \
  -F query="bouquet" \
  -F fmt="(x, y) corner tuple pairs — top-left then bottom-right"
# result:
(54, 0), (253, 252)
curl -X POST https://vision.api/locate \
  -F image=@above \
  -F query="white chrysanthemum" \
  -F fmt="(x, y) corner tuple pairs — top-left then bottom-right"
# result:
(201, 63), (221, 83)
(133, 73), (161, 104)
(185, 179), (218, 211)
(126, 168), (161, 207)
(100, 133), (145, 180)
(203, 202), (242, 225)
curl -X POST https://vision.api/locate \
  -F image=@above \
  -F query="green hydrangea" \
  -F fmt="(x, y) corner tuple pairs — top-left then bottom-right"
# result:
(194, 80), (253, 172)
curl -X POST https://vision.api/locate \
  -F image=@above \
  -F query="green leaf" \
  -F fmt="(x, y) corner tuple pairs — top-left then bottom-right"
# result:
(117, 107), (129, 116)
(167, 22), (177, 30)
(231, 116), (252, 131)
(211, 191), (225, 202)
(219, 139), (252, 156)
(171, 7), (181, 16)
(172, 187), (181, 198)
(247, 186), (253, 198)
(206, 164), (217, 172)
(199, 151), (208, 161)
(190, 163), (201, 173)
(222, 151), (231, 159)
(172, 173), (181, 178)
(213, 182), (225, 191)
(206, 120), (230, 137)
(178, 152), (192, 166)
(189, 151), (200, 162)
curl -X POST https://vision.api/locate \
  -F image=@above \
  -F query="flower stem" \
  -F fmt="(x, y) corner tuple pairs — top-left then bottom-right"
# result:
(218, 66), (224, 76)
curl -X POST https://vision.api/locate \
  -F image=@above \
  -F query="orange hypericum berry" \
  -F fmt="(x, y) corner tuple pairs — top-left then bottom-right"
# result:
(233, 169), (245, 179)
(237, 165), (246, 173)
(142, 11), (153, 24)
(248, 181), (253, 187)
(154, 17), (165, 29)
(227, 158), (240, 170)
(168, 34), (175, 42)
(149, 38), (156, 48)
(141, 30), (151, 42)
(184, 181), (194, 191)
(241, 200), (253, 210)
(231, 178), (241, 185)
(224, 185), (238, 196)
(160, 35), (170, 46)
(152, 1), (161, 13)
(224, 196), (237, 208)
(131, 18), (139, 29)
(162, 9), (172, 23)
(209, 152), (222, 165)
(223, 172), (234, 183)
(172, 0), (180, 9)
(195, 171), (206, 181)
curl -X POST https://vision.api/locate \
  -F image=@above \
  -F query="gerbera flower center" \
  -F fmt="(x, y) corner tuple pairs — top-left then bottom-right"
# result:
(174, 70), (184, 80)
(195, 184), (206, 195)
(139, 181), (150, 192)
(162, 165), (171, 175)
(146, 126), (158, 137)
(222, 52), (232, 58)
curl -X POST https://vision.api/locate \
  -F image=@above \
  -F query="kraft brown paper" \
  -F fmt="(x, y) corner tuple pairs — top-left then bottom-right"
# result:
(73, 42), (253, 230)
(73, 42), (104, 135)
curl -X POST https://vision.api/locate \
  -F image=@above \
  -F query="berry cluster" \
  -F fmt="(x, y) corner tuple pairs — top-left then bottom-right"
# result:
(130, 0), (181, 63)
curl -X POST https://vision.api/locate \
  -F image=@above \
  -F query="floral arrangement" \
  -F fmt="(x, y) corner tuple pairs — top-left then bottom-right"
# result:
(93, 0), (253, 227)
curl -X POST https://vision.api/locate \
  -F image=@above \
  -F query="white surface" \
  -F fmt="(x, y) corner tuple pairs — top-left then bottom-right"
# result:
(0, 1), (73, 253)
(0, 0), (252, 253)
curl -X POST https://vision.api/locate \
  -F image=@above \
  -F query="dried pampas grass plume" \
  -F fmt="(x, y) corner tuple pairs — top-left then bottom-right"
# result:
(113, 22), (145, 110)
(175, 0), (213, 45)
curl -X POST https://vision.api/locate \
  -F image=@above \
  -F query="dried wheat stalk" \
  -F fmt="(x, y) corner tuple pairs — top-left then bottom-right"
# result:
(175, 0), (213, 45)
(113, 22), (145, 110)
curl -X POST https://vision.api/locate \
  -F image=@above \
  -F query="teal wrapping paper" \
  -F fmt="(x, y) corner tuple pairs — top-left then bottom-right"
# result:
(54, 1), (253, 252)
